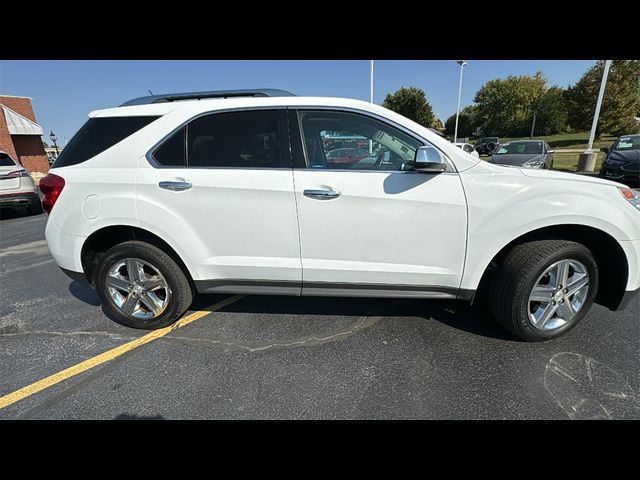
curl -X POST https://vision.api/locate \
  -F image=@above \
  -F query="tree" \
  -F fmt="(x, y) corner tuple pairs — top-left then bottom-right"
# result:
(566, 60), (640, 137)
(444, 105), (478, 138)
(474, 72), (546, 137)
(42, 140), (49, 148)
(382, 87), (434, 128)
(535, 86), (568, 136)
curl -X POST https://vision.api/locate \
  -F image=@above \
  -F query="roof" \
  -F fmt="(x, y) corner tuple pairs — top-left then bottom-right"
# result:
(87, 95), (481, 172)
(1, 104), (43, 135)
(0, 94), (33, 100)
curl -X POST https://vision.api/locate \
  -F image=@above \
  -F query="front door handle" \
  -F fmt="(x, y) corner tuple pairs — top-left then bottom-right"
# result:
(159, 180), (192, 191)
(303, 189), (341, 200)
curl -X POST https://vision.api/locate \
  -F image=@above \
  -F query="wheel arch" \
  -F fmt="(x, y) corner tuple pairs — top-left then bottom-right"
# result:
(80, 225), (195, 290)
(473, 224), (629, 311)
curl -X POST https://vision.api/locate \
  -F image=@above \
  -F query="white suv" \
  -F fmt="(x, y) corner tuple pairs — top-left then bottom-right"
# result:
(41, 89), (640, 341)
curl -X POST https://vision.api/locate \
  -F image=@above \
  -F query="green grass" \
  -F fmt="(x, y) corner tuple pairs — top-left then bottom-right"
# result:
(502, 131), (617, 150)
(550, 152), (604, 172)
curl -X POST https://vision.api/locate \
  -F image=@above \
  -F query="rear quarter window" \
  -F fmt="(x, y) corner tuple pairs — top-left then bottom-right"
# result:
(0, 153), (17, 166)
(53, 116), (159, 168)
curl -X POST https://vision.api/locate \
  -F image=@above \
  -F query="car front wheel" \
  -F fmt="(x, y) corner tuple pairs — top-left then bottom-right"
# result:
(95, 241), (193, 329)
(488, 240), (598, 341)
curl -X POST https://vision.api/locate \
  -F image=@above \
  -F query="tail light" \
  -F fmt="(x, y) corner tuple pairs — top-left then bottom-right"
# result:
(39, 173), (66, 214)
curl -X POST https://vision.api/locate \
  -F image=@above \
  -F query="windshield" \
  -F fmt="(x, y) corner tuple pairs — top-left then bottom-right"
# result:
(494, 141), (542, 155)
(0, 153), (16, 167)
(613, 135), (640, 151)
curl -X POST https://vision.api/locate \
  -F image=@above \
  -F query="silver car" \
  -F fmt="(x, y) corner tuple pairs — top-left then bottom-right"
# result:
(0, 150), (43, 215)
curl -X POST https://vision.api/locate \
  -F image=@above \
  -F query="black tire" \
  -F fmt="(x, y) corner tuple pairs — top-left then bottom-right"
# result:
(27, 200), (43, 215)
(488, 240), (598, 341)
(95, 240), (193, 329)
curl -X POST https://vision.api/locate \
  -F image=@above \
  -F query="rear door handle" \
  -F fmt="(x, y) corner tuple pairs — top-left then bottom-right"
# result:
(303, 189), (341, 200)
(159, 180), (192, 191)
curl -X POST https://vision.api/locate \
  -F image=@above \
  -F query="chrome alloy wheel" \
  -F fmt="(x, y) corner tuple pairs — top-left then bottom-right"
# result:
(528, 259), (590, 331)
(106, 258), (171, 319)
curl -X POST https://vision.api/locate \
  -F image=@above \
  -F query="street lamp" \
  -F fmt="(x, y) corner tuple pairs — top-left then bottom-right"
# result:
(369, 60), (374, 154)
(453, 60), (468, 144)
(49, 131), (59, 157)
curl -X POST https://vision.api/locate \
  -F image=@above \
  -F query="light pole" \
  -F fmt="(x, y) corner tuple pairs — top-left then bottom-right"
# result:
(577, 60), (612, 172)
(369, 60), (374, 154)
(453, 60), (468, 143)
(49, 131), (59, 157)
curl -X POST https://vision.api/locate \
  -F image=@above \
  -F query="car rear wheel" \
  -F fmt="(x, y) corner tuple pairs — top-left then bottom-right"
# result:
(95, 241), (193, 329)
(488, 240), (598, 341)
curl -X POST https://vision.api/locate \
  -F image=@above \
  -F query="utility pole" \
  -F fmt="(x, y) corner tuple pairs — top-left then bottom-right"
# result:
(369, 60), (374, 154)
(530, 112), (536, 138)
(577, 60), (612, 172)
(453, 60), (468, 143)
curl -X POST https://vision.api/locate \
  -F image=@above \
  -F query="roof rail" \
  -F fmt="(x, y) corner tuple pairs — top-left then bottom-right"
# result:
(120, 89), (296, 107)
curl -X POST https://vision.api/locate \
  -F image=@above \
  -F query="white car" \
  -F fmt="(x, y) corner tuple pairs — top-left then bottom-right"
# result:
(0, 150), (43, 215)
(454, 142), (480, 159)
(41, 89), (640, 341)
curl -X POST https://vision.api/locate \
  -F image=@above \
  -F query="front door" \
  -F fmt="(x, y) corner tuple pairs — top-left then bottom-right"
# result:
(290, 109), (467, 297)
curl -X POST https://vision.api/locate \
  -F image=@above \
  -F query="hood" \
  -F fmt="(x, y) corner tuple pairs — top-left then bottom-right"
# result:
(489, 153), (541, 166)
(607, 149), (640, 164)
(519, 167), (627, 187)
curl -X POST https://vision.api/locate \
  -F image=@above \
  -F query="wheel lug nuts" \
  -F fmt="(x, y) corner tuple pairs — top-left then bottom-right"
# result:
(564, 288), (568, 293)
(551, 301), (556, 305)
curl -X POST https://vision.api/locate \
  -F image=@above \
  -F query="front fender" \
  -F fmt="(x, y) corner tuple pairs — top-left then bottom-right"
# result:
(459, 167), (640, 291)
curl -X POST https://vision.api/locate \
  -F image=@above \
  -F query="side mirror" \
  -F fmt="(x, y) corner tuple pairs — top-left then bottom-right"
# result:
(414, 146), (447, 173)
(600, 147), (609, 153)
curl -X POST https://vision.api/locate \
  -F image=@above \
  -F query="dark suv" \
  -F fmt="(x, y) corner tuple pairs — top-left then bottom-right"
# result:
(475, 137), (500, 156)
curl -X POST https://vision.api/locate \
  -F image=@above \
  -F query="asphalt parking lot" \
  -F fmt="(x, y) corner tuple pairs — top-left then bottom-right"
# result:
(0, 209), (638, 419)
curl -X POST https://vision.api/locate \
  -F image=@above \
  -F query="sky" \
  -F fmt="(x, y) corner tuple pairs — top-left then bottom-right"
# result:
(0, 60), (596, 144)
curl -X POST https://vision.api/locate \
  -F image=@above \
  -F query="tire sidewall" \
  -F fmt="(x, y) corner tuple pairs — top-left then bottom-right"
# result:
(95, 243), (184, 329)
(514, 245), (598, 341)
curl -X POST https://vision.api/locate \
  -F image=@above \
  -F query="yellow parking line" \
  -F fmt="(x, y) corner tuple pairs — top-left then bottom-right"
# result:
(0, 294), (245, 410)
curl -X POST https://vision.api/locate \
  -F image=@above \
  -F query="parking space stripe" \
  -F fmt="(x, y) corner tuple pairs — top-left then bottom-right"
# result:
(0, 294), (246, 411)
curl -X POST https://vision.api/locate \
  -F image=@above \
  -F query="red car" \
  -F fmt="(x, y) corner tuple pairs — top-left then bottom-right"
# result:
(326, 147), (369, 164)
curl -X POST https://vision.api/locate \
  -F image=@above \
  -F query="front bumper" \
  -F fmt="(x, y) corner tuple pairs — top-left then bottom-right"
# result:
(601, 163), (640, 183)
(60, 267), (91, 288)
(0, 191), (40, 208)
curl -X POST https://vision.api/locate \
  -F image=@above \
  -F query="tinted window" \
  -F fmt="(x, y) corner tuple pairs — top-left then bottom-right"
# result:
(0, 153), (16, 167)
(53, 116), (159, 168)
(186, 110), (281, 168)
(153, 127), (185, 166)
(296, 110), (422, 171)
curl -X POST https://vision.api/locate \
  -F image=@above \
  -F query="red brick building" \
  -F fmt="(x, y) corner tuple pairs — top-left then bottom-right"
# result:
(0, 95), (50, 174)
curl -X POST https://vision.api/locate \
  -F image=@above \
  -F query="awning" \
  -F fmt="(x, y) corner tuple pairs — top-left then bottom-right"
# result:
(1, 104), (43, 135)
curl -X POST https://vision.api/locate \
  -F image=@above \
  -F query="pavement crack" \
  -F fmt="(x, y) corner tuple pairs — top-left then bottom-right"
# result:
(162, 314), (381, 352)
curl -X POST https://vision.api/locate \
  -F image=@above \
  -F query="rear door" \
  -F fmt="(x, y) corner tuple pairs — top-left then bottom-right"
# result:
(136, 109), (302, 294)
